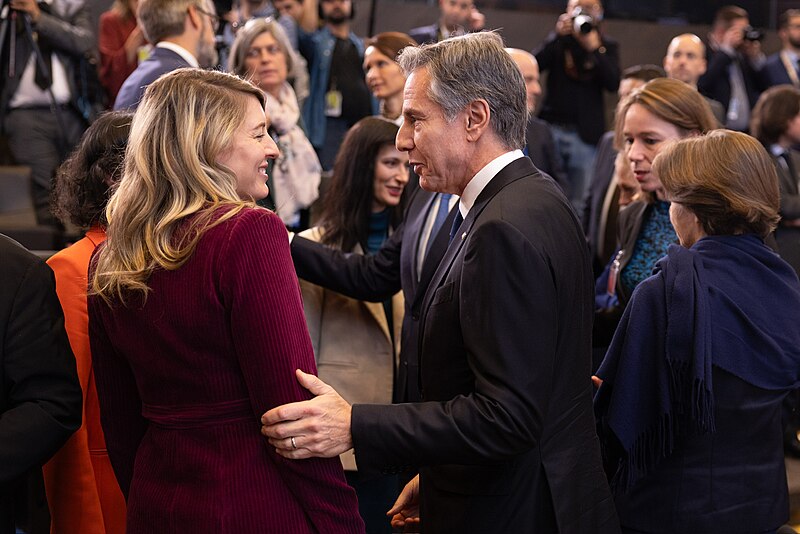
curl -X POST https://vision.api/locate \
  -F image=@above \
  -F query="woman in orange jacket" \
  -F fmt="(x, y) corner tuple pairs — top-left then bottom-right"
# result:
(43, 111), (132, 534)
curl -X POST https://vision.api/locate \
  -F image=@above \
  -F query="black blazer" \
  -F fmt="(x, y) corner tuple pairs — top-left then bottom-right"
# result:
(526, 116), (567, 190)
(582, 130), (617, 271)
(0, 0), (94, 116)
(291, 186), (456, 403)
(773, 149), (800, 276)
(351, 157), (619, 533)
(761, 52), (797, 88)
(0, 235), (81, 534)
(535, 33), (620, 145)
(697, 46), (761, 118)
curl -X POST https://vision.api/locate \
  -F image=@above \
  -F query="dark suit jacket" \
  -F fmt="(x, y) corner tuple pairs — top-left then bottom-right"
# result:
(113, 47), (191, 110)
(773, 149), (800, 276)
(408, 23), (439, 45)
(0, 235), (81, 534)
(534, 33), (620, 146)
(526, 116), (567, 190)
(351, 157), (619, 533)
(582, 130), (616, 271)
(697, 46), (761, 118)
(0, 0), (94, 115)
(292, 187), (455, 403)
(761, 52), (798, 88)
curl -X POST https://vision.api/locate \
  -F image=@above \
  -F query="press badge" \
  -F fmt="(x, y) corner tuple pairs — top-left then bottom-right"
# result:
(325, 90), (343, 117)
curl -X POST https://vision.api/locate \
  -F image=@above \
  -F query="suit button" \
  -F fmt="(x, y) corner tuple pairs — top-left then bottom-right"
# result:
(412, 313), (419, 320)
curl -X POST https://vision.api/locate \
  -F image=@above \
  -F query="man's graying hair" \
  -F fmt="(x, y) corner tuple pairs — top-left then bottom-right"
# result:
(397, 32), (528, 150)
(138, 0), (211, 44)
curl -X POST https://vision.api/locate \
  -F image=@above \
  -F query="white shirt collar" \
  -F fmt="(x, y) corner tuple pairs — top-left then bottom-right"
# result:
(770, 144), (786, 157)
(156, 41), (200, 68)
(458, 150), (524, 218)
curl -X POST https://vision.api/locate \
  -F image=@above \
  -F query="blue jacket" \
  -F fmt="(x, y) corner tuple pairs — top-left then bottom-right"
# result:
(114, 47), (191, 111)
(298, 27), (375, 149)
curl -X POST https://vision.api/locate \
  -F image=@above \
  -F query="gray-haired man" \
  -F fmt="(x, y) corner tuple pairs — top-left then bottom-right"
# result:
(262, 32), (619, 533)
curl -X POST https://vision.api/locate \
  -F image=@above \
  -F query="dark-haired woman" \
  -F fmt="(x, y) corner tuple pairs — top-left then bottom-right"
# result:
(297, 116), (408, 533)
(43, 111), (132, 533)
(594, 130), (800, 533)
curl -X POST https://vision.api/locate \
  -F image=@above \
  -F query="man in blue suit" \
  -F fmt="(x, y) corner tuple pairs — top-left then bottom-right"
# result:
(114, 0), (218, 110)
(761, 10), (800, 89)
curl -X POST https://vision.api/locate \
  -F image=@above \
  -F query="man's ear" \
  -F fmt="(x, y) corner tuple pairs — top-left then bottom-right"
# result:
(465, 99), (490, 142)
(186, 4), (202, 31)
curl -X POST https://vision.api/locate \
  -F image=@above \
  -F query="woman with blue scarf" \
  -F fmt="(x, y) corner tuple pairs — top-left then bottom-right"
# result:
(595, 130), (800, 533)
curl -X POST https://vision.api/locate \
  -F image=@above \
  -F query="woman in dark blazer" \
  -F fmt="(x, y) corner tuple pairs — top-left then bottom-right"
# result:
(595, 130), (800, 533)
(594, 78), (718, 346)
(89, 69), (363, 533)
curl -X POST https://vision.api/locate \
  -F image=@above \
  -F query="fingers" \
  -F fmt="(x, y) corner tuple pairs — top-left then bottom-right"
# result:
(295, 368), (333, 396)
(386, 492), (410, 517)
(261, 398), (318, 426)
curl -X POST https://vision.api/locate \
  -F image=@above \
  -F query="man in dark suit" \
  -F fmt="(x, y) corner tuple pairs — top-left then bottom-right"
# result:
(0, 0), (93, 226)
(506, 47), (567, 189)
(263, 32), (618, 533)
(534, 0), (620, 215)
(663, 33), (726, 125)
(114, 0), (219, 110)
(760, 9), (800, 89)
(698, 5), (764, 131)
(408, 0), (483, 45)
(0, 235), (82, 533)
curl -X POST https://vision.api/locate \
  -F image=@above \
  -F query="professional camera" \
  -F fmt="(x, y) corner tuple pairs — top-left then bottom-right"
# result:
(571, 6), (596, 35)
(742, 25), (764, 42)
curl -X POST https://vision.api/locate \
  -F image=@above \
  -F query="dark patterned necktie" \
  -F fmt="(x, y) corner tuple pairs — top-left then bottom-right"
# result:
(33, 2), (53, 90)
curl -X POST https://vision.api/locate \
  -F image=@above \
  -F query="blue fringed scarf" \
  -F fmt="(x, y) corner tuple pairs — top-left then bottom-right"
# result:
(595, 234), (800, 493)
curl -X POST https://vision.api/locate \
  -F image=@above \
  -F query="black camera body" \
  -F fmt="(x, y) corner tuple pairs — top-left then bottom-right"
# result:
(571, 6), (595, 35)
(743, 25), (764, 42)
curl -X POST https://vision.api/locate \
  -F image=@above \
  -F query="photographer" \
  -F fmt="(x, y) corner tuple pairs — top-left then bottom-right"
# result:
(0, 0), (94, 226)
(534, 0), (620, 215)
(698, 5), (765, 131)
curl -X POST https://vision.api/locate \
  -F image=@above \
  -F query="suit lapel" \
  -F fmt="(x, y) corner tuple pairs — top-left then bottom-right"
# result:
(411, 203), (458, 315)
(420, 158), (537, 317)
(407, 192), (438, 284)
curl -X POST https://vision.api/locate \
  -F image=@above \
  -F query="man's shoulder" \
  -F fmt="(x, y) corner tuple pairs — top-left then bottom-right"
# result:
(526, 116), (554, 136)
(114, 50), (190, 109)
(408, 23), (437, 45)
(764, 52), (783, 67)
(0, 234), (50, 295)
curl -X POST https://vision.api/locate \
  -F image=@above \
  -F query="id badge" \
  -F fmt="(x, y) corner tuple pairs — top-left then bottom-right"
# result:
(325, 90), (343, 117)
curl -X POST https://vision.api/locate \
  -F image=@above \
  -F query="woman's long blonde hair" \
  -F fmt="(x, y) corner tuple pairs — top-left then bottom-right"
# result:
(92, 68), (266, 305)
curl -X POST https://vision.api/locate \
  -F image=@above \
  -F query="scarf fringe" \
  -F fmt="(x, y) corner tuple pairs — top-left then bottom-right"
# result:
(611, 360), (715, 493)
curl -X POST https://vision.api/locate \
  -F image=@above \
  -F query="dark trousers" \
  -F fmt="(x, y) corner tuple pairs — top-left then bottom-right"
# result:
(4, 106), (85, 226)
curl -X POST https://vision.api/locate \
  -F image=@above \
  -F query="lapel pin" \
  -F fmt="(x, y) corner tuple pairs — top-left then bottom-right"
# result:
(461, 231), (467, 240)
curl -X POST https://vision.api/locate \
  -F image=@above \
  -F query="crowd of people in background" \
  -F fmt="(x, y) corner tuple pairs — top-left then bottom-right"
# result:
(4, 0), (800, 532)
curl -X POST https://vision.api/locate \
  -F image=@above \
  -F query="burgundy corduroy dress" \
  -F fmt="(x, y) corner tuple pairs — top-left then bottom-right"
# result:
(88, 207), (364, 533)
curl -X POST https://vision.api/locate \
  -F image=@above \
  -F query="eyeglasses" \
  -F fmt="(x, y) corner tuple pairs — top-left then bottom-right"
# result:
(246, 43), (284, 58)
(195, 6), (220, 32)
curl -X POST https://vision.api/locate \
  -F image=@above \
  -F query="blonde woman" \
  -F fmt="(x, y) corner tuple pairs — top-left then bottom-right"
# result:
(89, 69), (363, 533)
